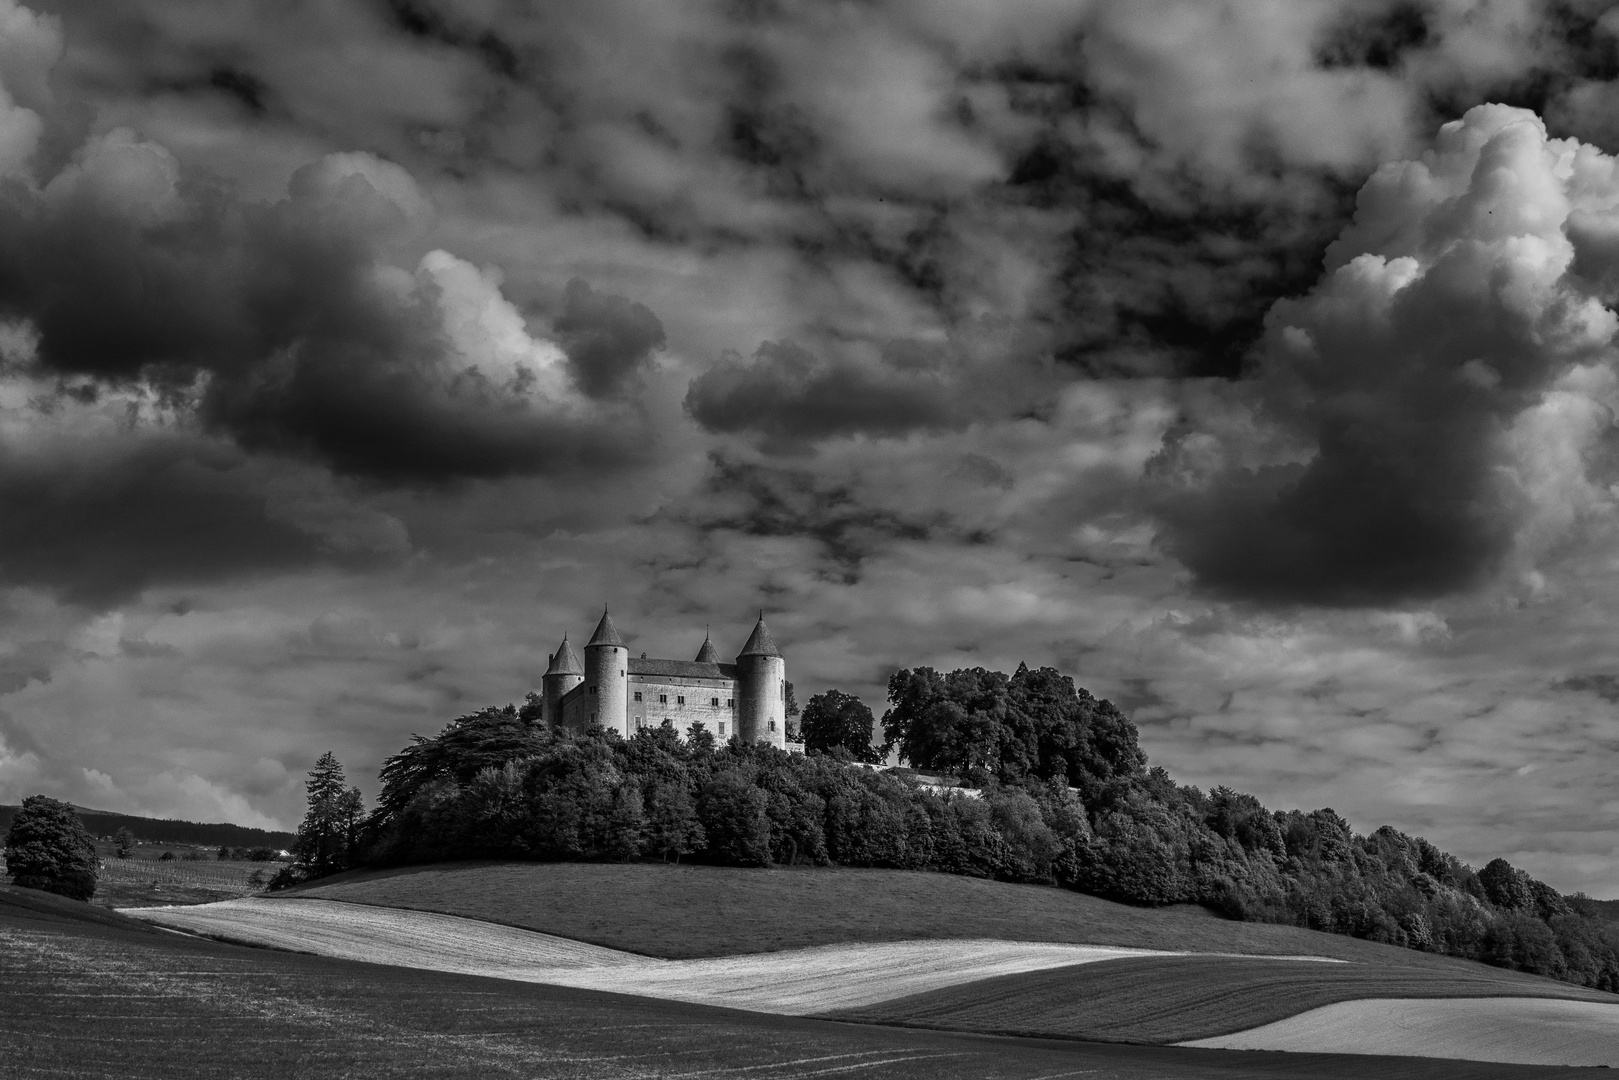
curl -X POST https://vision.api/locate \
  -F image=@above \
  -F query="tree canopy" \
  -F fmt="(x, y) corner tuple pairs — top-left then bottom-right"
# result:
(4, 795), (98, 901)
(880, 663), (1145, 796)
(800, 689), (883, 762)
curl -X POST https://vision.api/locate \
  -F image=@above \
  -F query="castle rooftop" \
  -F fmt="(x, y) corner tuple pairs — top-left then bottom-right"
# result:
(737, 615), (782, 659)
(586, 609), (625, 648)
(545, 634), (583, 676)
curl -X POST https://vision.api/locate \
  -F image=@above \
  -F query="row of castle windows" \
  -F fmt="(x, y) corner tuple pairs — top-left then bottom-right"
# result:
(631, 712), (735, 738)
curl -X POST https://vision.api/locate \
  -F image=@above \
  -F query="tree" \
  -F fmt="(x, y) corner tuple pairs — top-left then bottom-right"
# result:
(293, 752), (365, 878)
(4, 795), (99, 901)
(114, 828), (136, 859)
(800, 690), (883, 762)
(881, 667), (1009, 779)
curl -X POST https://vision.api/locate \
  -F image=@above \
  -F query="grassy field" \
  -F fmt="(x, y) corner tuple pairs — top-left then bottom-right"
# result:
(132, 897), (1344, 1015)
(824, 953), (1618, 1045)
(289, 861), (1573, 977)
(6, 884), (1563, 1080)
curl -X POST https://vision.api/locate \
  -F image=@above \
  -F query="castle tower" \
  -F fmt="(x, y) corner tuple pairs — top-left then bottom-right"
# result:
(735, 614), (786, 748)
(541, 634), (583, 728)
(694, 629), (721, 664)
(584, 608), (629, 737)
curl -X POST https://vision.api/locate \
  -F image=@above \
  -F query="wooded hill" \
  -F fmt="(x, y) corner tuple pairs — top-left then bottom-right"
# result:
(0, 805), (293, 850)
(345, 664), (1619, 994)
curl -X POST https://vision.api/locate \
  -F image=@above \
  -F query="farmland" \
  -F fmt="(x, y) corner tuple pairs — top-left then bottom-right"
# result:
(93, 851), (273, 908)
(827, 952), (1617, 1044)
(289, 860), (1509, 970)
(1183, 997), (1619, 1066)
(7, 884), (1558, 1080)
(127, 897), (1343, 1015)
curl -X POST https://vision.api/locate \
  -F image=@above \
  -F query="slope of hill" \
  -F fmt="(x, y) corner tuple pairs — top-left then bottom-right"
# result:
(0, 804), (293, 849)
(288, 861), (1577, 982)
(13, 884), (1536, 1080)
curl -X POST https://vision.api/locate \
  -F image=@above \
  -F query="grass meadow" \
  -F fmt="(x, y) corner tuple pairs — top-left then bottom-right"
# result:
(5, 883), (1568, 1080)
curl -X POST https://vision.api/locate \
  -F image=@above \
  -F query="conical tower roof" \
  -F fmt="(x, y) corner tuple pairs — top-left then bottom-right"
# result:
(586, 608), (625, 648)
(545, 634), (582, 676)
(694, 629), (721, 664)
(737, 614), (782, 659)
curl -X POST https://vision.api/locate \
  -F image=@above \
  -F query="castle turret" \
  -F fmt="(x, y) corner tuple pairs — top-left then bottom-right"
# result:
(541, 634), (583, 728)
(735, 614), (786, 748)
(694, 629), (721, 664)
(584, 608), (629, 737)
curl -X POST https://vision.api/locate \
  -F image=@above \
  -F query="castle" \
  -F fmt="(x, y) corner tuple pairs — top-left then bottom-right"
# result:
(540, 609), (788, 749)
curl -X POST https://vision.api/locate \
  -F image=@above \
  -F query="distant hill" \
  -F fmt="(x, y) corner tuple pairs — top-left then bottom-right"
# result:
(0, 804), (294, 849)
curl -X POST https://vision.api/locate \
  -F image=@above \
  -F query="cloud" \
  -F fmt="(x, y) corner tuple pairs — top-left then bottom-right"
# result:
(1159, 105), (1619, 605)
(0, 422), (410, 606)
(685, 339), (965, 447)
(553, 278), (665, 399)
(0, 122), (660, 483)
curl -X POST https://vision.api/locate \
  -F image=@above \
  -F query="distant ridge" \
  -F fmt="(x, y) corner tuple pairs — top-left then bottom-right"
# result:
(0, 804), (294, 849)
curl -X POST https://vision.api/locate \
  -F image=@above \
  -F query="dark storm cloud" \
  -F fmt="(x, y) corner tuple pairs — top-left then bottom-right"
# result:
(0, 142), (650, 482)
(0, 439), (381, 607)
(553, 279), (665, 399)
(1558, 674), (1619, 705)
(684, 339), (962, 448)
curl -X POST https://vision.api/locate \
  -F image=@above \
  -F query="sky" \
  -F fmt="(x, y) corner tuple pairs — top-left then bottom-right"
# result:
(3, 0), (1619, 894)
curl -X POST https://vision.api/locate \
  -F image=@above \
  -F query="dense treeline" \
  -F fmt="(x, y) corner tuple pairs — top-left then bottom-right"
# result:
(0, 805), (294, 850)
(353, 668), (1619, 992)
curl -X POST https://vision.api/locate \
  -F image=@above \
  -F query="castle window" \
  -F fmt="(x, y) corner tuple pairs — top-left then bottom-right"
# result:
(677, 695), (685, 705)
(634, 692), (642, 702)
(589, 685), (596, 695)
(727, 698), (734, 707)
(710, 697), (719, 707)
(718, 722), (726, 736)
(768, 721), (776, 732)
(659, 694), (667, 704)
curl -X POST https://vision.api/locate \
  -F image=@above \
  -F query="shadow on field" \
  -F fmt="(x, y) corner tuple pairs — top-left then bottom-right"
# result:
(0, 883), (1596, 1080)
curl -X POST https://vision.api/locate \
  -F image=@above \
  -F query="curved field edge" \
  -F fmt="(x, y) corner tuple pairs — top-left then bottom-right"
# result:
(1180, 997), (1619, 1067)
(24, 889), (1473, 1080)
(822, 953), (1619, 1045)
(284, 861), (1522, 972)
(124, 897), (1343, 1016)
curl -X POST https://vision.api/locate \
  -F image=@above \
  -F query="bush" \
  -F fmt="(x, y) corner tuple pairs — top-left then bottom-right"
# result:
(4, 795), (99, 901)
(266, 865), (309, 891)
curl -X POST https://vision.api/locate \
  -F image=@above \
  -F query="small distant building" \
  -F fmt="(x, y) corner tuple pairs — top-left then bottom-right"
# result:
(540, 609), (788, 749)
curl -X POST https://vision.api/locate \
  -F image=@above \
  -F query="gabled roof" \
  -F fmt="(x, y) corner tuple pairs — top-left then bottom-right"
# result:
(586, 609), (624, 648)
(694, 631), (721, 664)
(629, 657), (736, 680)
(545, 634), (582, 676)
(737, 615), (782, 659)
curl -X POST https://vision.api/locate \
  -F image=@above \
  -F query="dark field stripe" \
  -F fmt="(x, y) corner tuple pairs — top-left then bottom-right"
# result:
(822, 953), (1619, 1044)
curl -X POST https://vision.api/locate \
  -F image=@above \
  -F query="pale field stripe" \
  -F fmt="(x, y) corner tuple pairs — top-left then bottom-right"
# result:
(125, 897), (651, 975)
(124, 897), (1341, 1016)
(1180, 996), (1619, 1067)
